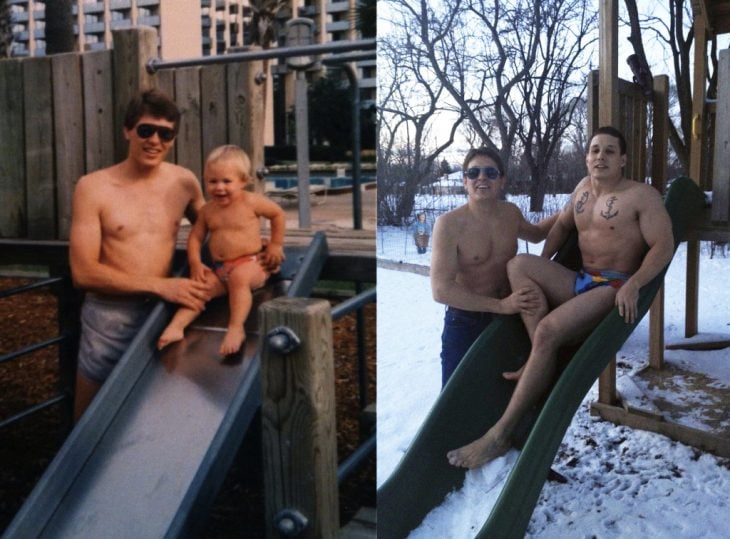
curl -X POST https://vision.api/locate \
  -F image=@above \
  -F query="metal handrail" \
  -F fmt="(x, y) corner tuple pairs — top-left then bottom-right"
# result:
(0, 277), (72, 429)
(331, 287), (376, 320)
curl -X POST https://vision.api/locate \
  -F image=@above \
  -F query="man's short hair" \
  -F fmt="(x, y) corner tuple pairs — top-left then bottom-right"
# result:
(462, 147), (506, 177)
(123, 88), (181, 132)
(591, 126), (627, 155)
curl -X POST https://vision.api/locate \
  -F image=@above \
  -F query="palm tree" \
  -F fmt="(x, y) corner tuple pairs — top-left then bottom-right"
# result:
(0, 0), (13, 58)
(45, 0), (75, 54)
(356, 0), (376, 38)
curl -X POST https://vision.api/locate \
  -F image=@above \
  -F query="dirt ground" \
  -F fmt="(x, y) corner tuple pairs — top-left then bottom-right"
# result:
(0, 276), (375, 536)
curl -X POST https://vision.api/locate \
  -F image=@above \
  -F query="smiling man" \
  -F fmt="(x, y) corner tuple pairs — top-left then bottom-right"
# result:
(69, 88), (211, 420)
(447, 126), (674, 469)
(430, 147), (557, 387)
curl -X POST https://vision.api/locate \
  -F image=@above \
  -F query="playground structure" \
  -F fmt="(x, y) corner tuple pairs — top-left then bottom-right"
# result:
(586, 0), (730, 459)
(0, 24), (375, 538)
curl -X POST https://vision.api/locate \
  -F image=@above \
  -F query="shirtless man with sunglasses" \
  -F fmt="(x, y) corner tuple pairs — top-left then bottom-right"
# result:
(69, 88), (212, 420)
(430, 147), (557, 387)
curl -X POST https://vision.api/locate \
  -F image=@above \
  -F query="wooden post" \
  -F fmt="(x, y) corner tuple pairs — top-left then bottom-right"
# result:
(598, 0), (619, 128)
(23, 56), (55, 239)
(111, 27), (159, 163)
(260, 297), (339, 538)
(649, 75), (669, 369)
(82, 50), (115, 174)
(0, 58), (25, 238)
(227, 51), (266, 194)
(711, 49), (730, 222)
(597, 0), (619, 405)
(52, 53), (85, 240)
(686, 16), (708, 338)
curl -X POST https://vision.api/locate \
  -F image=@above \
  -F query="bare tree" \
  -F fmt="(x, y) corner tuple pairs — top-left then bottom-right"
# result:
(378, 24), (465, 225)
(623, 0), (721, 174)
(385, 0), (597, 211)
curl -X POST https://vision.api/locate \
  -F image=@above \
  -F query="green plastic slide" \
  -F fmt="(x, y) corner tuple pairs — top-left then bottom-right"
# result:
(377, 177), (704, 538)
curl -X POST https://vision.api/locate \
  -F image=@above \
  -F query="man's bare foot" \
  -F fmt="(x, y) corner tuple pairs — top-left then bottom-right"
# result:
(219, 326), (245, 355)
(158, 325), (185, 350)
(502, 365), (525, 381)
(447, 428), (510, 468)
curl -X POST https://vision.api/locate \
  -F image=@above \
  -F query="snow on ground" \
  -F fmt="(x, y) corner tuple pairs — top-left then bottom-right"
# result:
(377, 211), (730, 538)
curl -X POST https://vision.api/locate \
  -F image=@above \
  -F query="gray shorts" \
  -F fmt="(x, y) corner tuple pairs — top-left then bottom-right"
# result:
(77, 293), (153, 384)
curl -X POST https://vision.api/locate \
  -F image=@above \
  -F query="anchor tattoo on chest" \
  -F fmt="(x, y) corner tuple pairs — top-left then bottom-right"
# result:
(600, 196), (619, 220)
(575, 191), (590, 214)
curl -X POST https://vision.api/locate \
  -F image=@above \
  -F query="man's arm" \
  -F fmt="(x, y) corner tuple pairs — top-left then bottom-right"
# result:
(540, 197), (575, 259)
(518, 212), (559, 243)
(69, 177), (209, 310)
(615, 186), (674, 323)
(430, 216), (536, 314)
(183, 173), (206, 224)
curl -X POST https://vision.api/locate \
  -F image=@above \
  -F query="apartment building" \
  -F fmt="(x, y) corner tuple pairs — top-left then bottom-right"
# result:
(7, 1), (374, 95)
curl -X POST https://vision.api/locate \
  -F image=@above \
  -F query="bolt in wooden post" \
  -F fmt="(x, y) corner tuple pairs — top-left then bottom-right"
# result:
(259, 297), (339, 538)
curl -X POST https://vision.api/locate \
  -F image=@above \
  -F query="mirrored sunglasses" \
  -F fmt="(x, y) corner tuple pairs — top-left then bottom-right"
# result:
(136, 123), (176, 142)
(465, 166), (500, 180)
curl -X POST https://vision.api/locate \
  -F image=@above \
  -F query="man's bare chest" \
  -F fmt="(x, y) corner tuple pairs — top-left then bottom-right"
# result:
(100, 188), (185, 238)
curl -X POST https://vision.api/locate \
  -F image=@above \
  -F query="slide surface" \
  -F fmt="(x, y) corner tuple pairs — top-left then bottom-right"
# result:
(4, 236), (328, 538)
(378, 177), (704, 539)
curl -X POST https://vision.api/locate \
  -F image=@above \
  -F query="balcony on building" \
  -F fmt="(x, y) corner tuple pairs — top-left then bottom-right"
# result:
(83, 2), (105, 14)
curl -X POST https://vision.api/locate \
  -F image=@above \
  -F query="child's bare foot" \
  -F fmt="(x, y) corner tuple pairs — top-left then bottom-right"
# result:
(158, 325), (185, 350)
(502, 365), (525, 381)
(447, 427), (510, 468)
(219, 326), (245, 356)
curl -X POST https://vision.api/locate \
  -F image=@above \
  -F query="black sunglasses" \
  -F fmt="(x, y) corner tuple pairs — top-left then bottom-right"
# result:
(465, 166), (501, 180)
(136, 123), (176, 142)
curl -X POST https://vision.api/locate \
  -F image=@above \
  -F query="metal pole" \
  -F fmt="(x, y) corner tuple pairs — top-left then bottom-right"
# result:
(295, 70), (311, 228)
(146, 39), (376, 73)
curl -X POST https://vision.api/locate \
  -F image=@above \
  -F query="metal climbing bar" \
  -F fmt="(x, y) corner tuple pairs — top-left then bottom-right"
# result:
(146, 38), (376, 73)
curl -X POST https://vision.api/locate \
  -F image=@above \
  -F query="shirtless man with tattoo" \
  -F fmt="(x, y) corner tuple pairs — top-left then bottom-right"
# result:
(447, 126), (674, 468)
(430, 147), (557, 387)
(69, 89), (211, 421)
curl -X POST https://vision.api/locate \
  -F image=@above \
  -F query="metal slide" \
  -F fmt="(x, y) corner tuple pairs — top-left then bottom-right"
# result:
(378, 178), (704, 539)
(4, 233), (329, 538)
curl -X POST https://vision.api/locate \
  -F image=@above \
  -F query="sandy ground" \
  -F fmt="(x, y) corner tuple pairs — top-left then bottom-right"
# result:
(279, 186), (376, 231)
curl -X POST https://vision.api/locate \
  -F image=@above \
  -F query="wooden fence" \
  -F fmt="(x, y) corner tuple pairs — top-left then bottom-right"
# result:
(0, 26), (265, 241)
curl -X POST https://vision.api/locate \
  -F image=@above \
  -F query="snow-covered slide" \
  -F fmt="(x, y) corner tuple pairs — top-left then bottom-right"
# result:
(378, 178), (703, 539)
(3, 234), (328, 538)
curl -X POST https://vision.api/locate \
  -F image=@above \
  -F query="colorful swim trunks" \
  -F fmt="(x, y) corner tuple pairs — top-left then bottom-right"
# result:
(212, 254), (268, 283)
(574, 269), (631, 295)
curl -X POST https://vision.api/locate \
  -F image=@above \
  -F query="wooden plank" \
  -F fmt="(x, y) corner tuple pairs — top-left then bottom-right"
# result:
(227, 58), (266, 192)
(260, 297), (339, 538)
(666, 339), (730, 351)
(23, 56), (56, 239)
(597, 358), (617, 405)
(711, 48), (730, 222)
(0, 59), (26, 237)
(82, 50), (114, 173)
(111, 27), (158, 162)
(591, 401), (730, 458)
(156, 69), (177, 164)
(200, 63), (228, 166)
(616, 374), (663, 419)
(173, 67), (202, 180)
(52, 53), (85, 240)
(598, 0), (619, 127)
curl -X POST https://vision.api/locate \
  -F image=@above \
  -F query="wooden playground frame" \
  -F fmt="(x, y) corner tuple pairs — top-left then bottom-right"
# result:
(588, 0), (730, 458)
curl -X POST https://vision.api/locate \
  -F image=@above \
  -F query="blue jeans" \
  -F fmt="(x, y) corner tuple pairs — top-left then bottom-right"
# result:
(440, 306), (496, 388)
